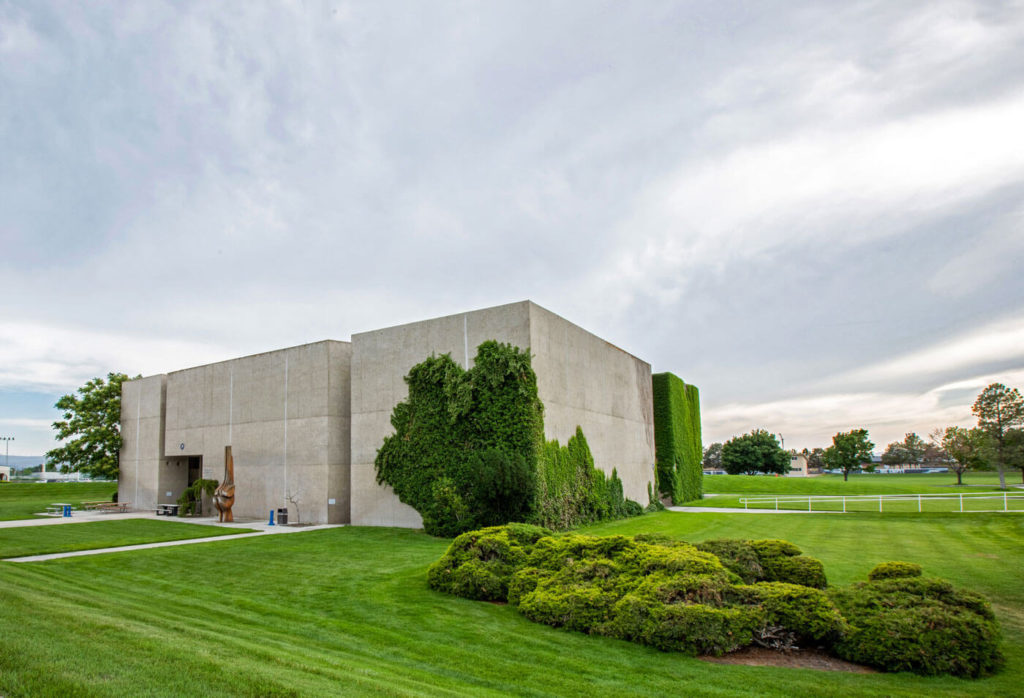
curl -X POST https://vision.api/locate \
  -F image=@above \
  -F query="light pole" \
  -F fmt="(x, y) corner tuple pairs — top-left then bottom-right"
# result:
(1, 436), (12, 467)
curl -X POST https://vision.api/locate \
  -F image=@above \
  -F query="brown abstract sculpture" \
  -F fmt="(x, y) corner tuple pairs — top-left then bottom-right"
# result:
(213, 445), (236, 523)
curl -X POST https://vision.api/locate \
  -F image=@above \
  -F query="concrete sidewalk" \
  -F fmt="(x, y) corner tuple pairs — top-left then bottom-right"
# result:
(1, 511), (344, 562)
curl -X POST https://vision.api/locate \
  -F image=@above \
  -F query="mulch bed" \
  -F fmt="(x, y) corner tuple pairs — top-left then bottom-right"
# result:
(700, 646), (876, 673)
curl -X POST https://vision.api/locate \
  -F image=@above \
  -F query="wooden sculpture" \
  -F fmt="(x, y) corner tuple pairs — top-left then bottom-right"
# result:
(213, 445), (236, 523)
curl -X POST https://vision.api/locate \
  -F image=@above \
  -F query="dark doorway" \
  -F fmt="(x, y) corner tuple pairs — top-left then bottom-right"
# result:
(187, 456), (202, 487)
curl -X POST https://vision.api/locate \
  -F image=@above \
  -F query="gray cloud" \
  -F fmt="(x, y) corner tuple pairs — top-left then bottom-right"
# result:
(2, 0), (1023, 456)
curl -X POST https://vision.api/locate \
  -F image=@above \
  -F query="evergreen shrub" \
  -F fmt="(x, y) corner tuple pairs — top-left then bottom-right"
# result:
(651, 373), (703, 504)
(696, 538), (827, 588)
(735, 582), (847, 645)
(430, 529), (1002, 677)
(867, 561), (922, 581)
(426, 523), (552, 601)
(829, 575), (1003, 677)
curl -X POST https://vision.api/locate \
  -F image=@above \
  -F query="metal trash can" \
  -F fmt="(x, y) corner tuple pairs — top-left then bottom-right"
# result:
(277, 508), (288, 525)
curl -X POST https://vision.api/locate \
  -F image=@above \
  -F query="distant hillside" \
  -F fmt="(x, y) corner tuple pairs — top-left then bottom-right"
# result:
(2, 455), (47, 470)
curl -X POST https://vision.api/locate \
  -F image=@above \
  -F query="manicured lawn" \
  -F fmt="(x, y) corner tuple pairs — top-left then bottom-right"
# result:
(1, 512), (1021, 696)
(0, 482), (118, 521)
(0, 519), (256, 558)
(688, 472), (1022, 510)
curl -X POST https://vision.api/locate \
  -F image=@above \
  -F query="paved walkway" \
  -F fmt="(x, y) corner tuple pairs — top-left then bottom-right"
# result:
(1, 511), (344, 563)
(667, 506), (834, 514)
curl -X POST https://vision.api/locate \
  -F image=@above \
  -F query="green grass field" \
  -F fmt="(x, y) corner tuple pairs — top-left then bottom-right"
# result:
(688, 472), (1024, 510)
(1, 511), (1021, 696)
(0, 482), (118, 521)
(0, 519), (256, 559)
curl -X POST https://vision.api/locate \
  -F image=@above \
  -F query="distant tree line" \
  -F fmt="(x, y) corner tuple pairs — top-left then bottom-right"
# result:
(703, 383), (1024, 487)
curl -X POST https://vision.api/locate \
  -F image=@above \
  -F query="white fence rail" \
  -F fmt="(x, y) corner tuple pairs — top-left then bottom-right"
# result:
(739, 491), (1024, 513)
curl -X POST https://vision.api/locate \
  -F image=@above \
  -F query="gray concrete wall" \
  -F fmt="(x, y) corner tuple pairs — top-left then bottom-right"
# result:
(528, 303), (656, 503)
(349, 301), (533, 527)
(159, 340), (351, 524)
(118, 374), (167, 510)
(349, 300), (656, 527)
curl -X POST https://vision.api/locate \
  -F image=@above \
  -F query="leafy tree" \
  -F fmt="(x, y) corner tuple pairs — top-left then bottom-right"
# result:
(46, 373), (136, 480)
(880, 442), (908, 467)
(823, 429), (874, 482)
(972, 383), (1024, 489)
(721, 430), (790, 475)
(1005, 428), (1024, 484)
(881, 433), (927, 467)
(801, 447), (826, 472)
(702, 442), (723, 471)
(939, 426), (988, 486)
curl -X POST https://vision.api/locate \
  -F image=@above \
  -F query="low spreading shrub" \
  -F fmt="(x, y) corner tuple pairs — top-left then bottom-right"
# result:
(426, 523), (552, 601)
(867, 561), (922, 581)
(734, 582), (847, 647)
(828, 574), (1003, 677)
(694, 539), (763, 583)
(696, 538), (827, 588)
(428, 529), (1002, 677)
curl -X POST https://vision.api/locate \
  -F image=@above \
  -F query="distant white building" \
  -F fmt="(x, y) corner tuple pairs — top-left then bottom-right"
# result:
(37, 470), (89, 482)
(787, 454), (810, 477)
(0, 465), (10, 481)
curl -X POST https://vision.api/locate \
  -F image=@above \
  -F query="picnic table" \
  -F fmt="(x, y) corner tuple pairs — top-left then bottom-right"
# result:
(47, 503), (73, 517)
(81, 501), (131, 513)
(155, 503), (180, 516)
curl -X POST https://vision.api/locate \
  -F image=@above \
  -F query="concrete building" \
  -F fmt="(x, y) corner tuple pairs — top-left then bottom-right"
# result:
(120, 301), (658, 526)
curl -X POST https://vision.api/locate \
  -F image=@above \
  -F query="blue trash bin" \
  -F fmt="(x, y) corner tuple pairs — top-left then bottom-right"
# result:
(63, 505), (72, 517)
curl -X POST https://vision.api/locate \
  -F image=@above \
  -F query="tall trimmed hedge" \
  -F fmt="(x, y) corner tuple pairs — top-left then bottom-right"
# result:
(652, 372), (703, 504)
(376, 341), (641, 536)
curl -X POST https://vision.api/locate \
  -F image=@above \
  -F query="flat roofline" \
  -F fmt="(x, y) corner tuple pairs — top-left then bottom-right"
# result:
(352, 299), (648, 365)
(350, 299), (532, 339)
(130, 339), (350, 380)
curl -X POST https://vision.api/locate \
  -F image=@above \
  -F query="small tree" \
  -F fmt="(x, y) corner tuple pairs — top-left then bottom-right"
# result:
(823, 429), (874, 482)
(702, 442), (723, 471)
(800, 447), (826, 473)
(721, 430), (790, 475)
(881, 433), (927, 468)
(937, 427), (988, 486)
(972, 383), (1024, 489)
(46, 373), (137, 479)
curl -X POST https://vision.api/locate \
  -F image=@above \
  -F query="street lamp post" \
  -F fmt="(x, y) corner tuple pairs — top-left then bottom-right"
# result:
(1, 436), (12, 467)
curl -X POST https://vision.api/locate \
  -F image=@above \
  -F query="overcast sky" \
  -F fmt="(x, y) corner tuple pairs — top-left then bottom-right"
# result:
(3, 1), (1024, 459)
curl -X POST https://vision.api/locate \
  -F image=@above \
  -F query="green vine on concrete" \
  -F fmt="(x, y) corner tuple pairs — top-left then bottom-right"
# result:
(375, 341), (641, 536)
(652, 372), (703, 504)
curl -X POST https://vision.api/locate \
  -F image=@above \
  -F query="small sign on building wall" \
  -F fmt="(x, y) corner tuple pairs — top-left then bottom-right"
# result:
(328, 498), (336, 505)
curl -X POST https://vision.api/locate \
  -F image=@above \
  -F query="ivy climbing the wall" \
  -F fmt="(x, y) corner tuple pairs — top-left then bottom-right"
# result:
(652, 372), (703, 504)
(375, 341), (642, 537)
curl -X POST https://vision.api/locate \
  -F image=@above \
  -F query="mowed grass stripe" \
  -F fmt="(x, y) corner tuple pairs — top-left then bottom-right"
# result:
(0, 482), (118, 521)
(2, 529), (808, 697)
(3, 557), (509, 697)
(2, 520), (1022, 696)
(0, 519), (257, 558)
